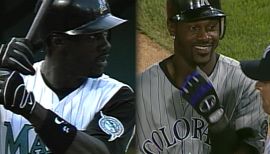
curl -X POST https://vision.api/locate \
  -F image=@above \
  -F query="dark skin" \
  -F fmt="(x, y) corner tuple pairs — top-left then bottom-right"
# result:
(41, 32), (111, 90)
(166, 18), (220, 87)
(28, 31), (112, 154)
(165, 5), (259, 153)
(165, 1), (259, 153)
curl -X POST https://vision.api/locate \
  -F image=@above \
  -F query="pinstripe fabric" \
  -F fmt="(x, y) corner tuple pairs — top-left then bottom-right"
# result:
(136, 54), (268, 154)
(265, 137), (270, 154)
(0, 61), (130, 154)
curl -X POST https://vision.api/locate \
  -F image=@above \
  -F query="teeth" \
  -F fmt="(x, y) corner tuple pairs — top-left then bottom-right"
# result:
(194, 46), (208, 50)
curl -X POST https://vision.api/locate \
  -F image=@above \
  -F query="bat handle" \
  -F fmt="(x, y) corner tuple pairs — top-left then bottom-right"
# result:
(26, 0), (53, 41)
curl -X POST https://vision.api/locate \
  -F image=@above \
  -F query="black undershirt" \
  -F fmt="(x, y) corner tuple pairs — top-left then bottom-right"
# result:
(40, 72), (85, 100)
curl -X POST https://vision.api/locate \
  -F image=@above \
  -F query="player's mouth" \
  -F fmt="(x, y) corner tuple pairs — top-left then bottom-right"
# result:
(193, 45), (212, 56)
(96, 53), (110, 66)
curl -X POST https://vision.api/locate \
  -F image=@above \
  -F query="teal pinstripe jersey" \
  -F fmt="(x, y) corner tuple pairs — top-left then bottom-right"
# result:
(0, 61), (132, 154)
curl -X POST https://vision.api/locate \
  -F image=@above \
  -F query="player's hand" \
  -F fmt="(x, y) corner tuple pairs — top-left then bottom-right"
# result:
(0, 37), (35, 75)
(179, 68), (224, 124)
(0, 68), (36, 118)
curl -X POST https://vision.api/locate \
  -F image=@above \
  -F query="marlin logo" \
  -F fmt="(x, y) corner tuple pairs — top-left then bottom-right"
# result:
(98, 111), (124, 141)
(98, 0), (108, 14)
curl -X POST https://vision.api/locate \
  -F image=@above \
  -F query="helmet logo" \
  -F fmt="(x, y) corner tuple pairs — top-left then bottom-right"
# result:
(98, 0), (108, 14)
(201, 0), (210, 5)
(263, 45), (270, 59)
(189, 0), (210, 9)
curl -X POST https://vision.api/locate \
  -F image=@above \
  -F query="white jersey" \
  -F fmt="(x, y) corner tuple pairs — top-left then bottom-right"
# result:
(0, 61), (133, 154)
(136, 54), (268, 154)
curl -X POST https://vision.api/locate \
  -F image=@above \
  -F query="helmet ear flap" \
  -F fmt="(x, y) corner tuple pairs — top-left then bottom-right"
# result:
(167, 19), (176, 37)
(219, 17), (226, 39)
(166, 0), (177, 36)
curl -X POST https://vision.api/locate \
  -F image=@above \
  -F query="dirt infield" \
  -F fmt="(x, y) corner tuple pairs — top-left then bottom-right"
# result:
(136, 33), (171, 74)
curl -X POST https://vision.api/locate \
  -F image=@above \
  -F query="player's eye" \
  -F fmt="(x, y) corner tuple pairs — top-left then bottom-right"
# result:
(207, 23), (218, 31)
(88, 31), (109, 40)
(189, 26), (200, 33)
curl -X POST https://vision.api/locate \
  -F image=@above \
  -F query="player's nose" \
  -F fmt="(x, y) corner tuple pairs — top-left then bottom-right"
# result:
(101, 33), (111, 51)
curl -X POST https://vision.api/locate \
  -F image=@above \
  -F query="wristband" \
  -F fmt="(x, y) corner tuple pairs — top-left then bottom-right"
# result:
(35, 109), (77, 153)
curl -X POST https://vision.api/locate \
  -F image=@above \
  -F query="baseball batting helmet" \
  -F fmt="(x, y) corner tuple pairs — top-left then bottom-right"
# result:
(168, 0), (226, 39)
(35, 0), (126, 43)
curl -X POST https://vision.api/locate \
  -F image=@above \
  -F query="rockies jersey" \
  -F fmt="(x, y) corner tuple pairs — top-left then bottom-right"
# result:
(0, 61), (135, 154)
(136, 54), (268, 154)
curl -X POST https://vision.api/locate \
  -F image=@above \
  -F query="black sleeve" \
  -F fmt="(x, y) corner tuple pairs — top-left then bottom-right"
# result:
(83, 86), (135, 154)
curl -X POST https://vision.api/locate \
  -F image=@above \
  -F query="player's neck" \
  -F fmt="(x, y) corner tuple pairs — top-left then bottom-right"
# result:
(40, 60), (86, 90)
(199, 53), (219, 76)
(164, 55), (195, 87)
(164, 53), (219, 88)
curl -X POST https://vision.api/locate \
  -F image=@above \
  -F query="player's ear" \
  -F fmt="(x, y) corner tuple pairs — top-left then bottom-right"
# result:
(51, 36), (65, 46)
(166, 0), (176, 37)
(47, 33), (67, 47)
(167, 19), (176, 37)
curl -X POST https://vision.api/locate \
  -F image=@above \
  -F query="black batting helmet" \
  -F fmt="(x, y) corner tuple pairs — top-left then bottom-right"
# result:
(35, 0), (126, 43)
(168, 0), (226, 39)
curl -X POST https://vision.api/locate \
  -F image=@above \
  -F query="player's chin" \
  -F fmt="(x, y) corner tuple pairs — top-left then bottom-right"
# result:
(193, 55), (211, 65)
(86, 66), (106, 78)
(193, 51), (213, 65)
(87, 69), (104, 78)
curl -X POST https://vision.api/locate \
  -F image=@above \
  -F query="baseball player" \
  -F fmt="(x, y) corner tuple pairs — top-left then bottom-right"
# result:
(136, 0), (268, 153)
(241, 45), (270, 114)
(240, 45), (270, 154)
(0, 0), (135, 154)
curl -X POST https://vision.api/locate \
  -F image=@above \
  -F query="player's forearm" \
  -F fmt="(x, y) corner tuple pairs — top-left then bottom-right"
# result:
(28, 102), (47, 129)
(28, 103), (110, 154)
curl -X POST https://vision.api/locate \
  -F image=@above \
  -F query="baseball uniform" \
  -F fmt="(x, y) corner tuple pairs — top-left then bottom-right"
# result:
(0, 61), (135, 154)
(136, 54), (268, 154)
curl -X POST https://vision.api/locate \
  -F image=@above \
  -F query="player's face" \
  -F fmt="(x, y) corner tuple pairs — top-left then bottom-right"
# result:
(255, 81), (270, 114)
(61, 31), (111, 78)
(174, 19), (220, 66)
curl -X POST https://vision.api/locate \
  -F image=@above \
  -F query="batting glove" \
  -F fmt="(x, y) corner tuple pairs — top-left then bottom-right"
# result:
(0, 37), (35, 75)
(180, 68), (224, 124)
(0, 68), (36, 118)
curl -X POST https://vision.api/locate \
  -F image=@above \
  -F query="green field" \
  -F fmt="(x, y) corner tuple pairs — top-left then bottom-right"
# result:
(137, 0), (270, 60)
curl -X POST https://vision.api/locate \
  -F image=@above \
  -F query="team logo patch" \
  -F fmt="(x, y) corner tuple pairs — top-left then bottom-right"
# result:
(98, 111), (124, 141)
(98, 0), (108, 14)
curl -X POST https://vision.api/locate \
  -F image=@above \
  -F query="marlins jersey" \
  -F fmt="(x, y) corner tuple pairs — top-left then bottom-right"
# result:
(136, 54), (268, 154)
(0, 61), (135, 154)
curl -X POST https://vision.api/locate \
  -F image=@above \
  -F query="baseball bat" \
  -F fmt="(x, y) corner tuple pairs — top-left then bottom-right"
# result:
(26, 0), (53, 42)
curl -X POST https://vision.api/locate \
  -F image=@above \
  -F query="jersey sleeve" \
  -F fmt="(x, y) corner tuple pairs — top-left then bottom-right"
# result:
(232, 76), (268, 153)
(83, 86), (135, 154)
